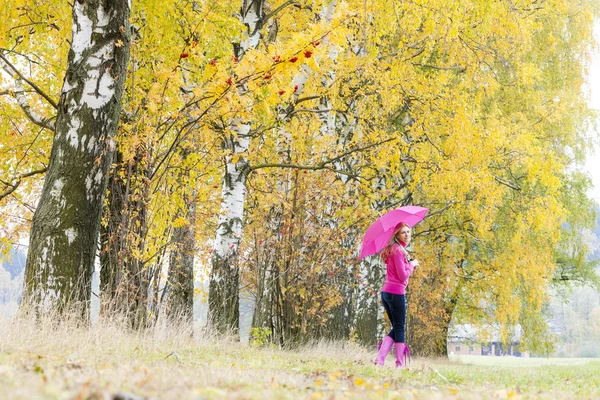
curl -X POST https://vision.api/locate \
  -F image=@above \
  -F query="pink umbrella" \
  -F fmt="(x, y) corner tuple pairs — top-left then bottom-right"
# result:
(359, 206), (429, 259)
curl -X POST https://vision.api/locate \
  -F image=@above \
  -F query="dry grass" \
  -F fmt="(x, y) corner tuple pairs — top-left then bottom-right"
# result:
(1, 314), (600, 399)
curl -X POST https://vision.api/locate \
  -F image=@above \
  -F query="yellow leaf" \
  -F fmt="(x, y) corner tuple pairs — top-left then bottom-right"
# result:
(173, 217), (186, 228)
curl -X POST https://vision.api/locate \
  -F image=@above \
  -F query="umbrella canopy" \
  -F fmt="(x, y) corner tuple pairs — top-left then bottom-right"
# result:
(359, 206), (428, 259)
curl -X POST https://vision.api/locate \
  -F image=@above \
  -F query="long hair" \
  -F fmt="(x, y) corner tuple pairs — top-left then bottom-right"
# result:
(380, 222), (410, 261)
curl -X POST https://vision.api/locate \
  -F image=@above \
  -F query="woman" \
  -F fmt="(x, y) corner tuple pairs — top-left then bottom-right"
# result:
(373, 222), (418, 368)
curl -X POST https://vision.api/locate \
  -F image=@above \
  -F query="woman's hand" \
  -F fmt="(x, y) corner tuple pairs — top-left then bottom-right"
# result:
(410, 259), (419, 268)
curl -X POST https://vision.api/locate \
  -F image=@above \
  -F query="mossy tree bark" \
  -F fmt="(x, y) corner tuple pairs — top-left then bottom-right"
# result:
(23, 0), (131, 317)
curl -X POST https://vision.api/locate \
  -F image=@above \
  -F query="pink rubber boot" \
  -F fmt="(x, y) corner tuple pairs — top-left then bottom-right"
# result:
(373, 336), (394, 366)
(394, 342), (410, 368)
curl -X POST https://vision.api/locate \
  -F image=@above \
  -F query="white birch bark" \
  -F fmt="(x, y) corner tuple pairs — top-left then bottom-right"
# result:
(22, 0), (131, 316)
(208, 0), (265, 335)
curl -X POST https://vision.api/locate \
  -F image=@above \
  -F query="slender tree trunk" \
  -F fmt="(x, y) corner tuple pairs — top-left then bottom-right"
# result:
(22, 0), (131, 316)
(208, 0), (265, 336)
(406, 261), (460, 357)
(208, 126), (249, 334)
(354, 256), (384, 345)
(163, 192), (196, 324)
(250, 0), (338, 346)
(99, 150), (125, 309)
(99, 148), (151, 329)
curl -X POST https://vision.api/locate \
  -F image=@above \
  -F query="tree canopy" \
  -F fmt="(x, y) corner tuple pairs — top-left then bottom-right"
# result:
(1, 0), (598, 354)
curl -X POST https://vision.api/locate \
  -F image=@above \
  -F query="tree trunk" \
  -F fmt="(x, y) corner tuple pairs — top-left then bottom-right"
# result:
(99, 148), (150, 329)
(208, 0), (265, 336)
(99, 150), (125, 309)
(22, 0), (131, 316)
(406, 262), (459, 357)
(208, 131), (248, 334)
(354, 257), (385, 346)
(163, 194), (196, 324)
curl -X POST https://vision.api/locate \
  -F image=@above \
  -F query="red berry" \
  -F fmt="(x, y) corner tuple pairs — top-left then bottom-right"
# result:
(278, 90), (285, 95)
(293, 85), (299, 92)
(180, 53), (189, 58)
(209, 59), (217, 66)
(233, 56), (239, 63)
(226, 77), (233, 85)
(304, 50), (312, 58)
(312, 41), (320, 47)
(289, 56), (298, 63)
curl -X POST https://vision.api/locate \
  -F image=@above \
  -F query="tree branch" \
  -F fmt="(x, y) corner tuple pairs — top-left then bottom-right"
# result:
(264, 0), (297, 22)
(0, 52), (59, 110)
(250, 137), (397, 177)
(494, 175), (522, 191)
(295, 95), (321, 104)
(250, 162), (359, 178)
(0, 55), (57, 131)
(412, 62), (466, 73)
(0, 89), (35, 96)
(0, 167), (48, 202)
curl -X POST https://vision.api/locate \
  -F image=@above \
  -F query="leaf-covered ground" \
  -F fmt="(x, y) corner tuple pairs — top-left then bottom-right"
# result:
(1, 317), (599, 399)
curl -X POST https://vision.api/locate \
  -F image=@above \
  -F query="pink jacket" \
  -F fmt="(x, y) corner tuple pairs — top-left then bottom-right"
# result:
(381, 243), (415, 295)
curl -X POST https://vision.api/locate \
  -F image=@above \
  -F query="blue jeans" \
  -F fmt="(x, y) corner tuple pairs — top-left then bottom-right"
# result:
(381, 291), (406, 343)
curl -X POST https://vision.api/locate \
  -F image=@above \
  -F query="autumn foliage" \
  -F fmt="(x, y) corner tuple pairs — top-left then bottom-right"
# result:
(1, 0), (599, 353)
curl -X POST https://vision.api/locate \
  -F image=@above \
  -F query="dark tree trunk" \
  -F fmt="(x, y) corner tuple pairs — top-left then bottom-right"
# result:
(163, 196), (196, 324)
(99, 148), (150, 329)
(406, 265), (460, 358)
(22, 0), (131, 316)
(99, 150), (125, 307)
(209, 252), (241, 334)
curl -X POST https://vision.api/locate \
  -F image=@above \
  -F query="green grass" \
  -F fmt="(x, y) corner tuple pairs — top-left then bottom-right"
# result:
(1, 316), (599, 399)
(453, 355), (598, 367)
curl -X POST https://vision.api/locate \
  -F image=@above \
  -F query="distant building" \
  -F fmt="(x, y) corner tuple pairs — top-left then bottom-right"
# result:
(447, 324), (529, 357)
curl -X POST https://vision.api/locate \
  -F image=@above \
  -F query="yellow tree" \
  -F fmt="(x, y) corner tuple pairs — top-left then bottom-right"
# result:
(390, 0), (600, 355)
(204, 0), (360, 335)
(0, 2), (69, 262)
(240, 0), (598, 352)
(97, 0), (239, 326)
(2, 0), (132, 315)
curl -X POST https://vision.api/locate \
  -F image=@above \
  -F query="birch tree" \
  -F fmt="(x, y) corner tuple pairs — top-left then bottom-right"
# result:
(20, 0), (131, 315)
(207, 0), (267, 335)
(91, 1), (238, 326)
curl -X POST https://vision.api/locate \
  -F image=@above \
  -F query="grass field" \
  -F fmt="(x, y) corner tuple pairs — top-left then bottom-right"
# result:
(452, 355), (598, 367)
(1, 316), (599, 399)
